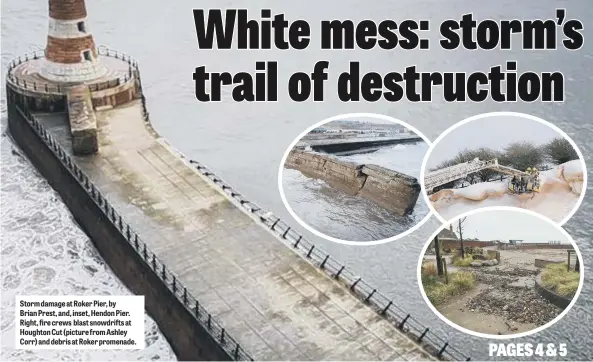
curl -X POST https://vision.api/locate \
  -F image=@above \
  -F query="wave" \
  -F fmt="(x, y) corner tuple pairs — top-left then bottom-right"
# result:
(429, 160), (584, 222)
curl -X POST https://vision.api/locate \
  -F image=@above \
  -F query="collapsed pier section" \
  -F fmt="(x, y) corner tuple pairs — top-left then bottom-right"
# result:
(285, 150), (421, 216)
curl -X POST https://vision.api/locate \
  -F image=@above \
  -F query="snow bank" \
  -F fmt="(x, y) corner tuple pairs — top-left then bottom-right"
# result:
(430, 160), (584, 222)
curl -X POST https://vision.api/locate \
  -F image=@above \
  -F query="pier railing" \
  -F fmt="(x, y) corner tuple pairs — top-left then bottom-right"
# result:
(10, 48), (468, 361)
(180, 157), (471, 361)
(131, 59), (470, 360)
(14, 105), (253, 362)
(6, 47), (136, 95)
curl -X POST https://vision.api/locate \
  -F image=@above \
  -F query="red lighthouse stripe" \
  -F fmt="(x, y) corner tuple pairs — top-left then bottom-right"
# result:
(45, 35), (96, 64)
(48, 0), (88, 21)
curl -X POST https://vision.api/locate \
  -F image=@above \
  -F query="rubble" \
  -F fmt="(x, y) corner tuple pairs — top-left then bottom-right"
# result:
(465, 266), (562, 326)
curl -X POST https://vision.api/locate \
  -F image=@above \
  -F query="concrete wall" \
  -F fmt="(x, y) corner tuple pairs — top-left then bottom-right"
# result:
(6, 89), (233, 361)
(440, 240), (496, 250)
(67, 86), (98, 155)
(487, 250), (501, 262)
(6, 72), (139, 112)
(285, 150), (420, 216)
(359, 165), (420, 216)
(535, 274), (572, 309)
(310, 137), (422, 154)
(90, 78), (138, 109)
(534, 259), (564, 268)
(498, 244), (575, 251)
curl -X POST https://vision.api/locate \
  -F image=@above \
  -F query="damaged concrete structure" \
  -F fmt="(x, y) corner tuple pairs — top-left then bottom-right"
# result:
(285, 150), (421, 216)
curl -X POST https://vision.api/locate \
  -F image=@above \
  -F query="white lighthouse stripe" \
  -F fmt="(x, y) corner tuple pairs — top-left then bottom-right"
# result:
(40, 58), (108, 83)
(48, 17), (90, 39)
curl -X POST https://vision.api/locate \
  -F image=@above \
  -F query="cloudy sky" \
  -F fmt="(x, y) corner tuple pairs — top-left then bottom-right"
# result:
(426, 115), (565, 168)
(447, 210), (569, 243)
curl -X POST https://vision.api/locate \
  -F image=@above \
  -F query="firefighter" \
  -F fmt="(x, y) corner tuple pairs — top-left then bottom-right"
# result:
(532, 168), (540, 191)
(510, 175), (517, 191)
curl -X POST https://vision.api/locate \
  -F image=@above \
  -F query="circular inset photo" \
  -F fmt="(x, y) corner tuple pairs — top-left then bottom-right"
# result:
(421, 112), (586, 225)
(279, 113), (431, 244)
(418, 207), (584, 338)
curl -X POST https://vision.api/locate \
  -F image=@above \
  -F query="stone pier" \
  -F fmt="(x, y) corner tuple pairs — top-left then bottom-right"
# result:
(4, 1), (468, 360)
(285, 150), (421, 216)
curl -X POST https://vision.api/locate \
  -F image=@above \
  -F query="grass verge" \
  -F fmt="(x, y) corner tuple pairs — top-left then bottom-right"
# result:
(453, 255), (474, 267)
(541, 263), (580, 297)
(421, 264), (476, 306)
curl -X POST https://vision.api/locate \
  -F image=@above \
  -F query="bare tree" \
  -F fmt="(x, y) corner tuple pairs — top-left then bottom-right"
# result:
(544, 137), (578, 165)
(456, 217), (467, 258)
(501, 141), (543, 171)
(434, 236), (444, 276)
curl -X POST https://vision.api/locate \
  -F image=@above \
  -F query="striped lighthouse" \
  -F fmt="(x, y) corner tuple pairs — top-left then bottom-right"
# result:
(40, 0), (107, 83)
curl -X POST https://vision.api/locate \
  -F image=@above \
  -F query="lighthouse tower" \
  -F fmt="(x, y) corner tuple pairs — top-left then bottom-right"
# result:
(39, 0), (107, 83)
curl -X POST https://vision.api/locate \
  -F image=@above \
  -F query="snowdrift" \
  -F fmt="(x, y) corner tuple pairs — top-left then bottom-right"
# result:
(429, 160), (584, 222)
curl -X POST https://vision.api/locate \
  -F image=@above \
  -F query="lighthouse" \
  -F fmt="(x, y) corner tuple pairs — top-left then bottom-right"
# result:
(6, 0), (142, 156)
(39, 0), (107, 83)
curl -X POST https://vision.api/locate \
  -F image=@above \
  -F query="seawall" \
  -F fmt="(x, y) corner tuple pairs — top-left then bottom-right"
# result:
(285, 150), (421, 216)
(304, 137), (423, 154)
(6, 90), (240, 361)
(5, 52), (471, 361)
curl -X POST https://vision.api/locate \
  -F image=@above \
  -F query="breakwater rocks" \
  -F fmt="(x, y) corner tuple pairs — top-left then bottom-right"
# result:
(285, 150), (421, 216)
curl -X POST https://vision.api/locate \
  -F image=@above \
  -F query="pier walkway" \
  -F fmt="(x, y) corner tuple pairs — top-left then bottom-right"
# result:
(38, 102), (432, 361)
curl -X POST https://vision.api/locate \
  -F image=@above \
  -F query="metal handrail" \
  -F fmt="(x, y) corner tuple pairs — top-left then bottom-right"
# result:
(13, 105), (253, 361)
(184, 156), (471, 361)
(9, 51), (470, 361)
(6, 46), (138, 95)
(130, 61), (470, 361)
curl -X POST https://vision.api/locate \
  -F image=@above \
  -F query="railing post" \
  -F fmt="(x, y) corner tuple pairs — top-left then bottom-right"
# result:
(282, 227), (290, 239)
(350, 277), (361, 290)
(364, 289), (376, 303)
(194, 301), (200, 317)
(334, 266), (345, 279)
(381, 301), (393, 315)
(438, 342), (449, 358)
(306, 245), (315, 258)
(398, 314), (410, 330)
(183, 288), (187, 304)
(320, 255), (329, 269)
(172, 276), (176, 293)
(293, 236), (302, 248)
(418, 328), (429, 342)
(270, 218), (280, 230)
(152, 254), (156, 270)
(162, 264), (166, 280)
(220, 328), (225, 344)
(207, 314), (212, 329)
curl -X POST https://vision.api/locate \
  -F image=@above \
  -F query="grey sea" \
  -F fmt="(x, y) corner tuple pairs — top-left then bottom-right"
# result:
(2, 0), (592, 360)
